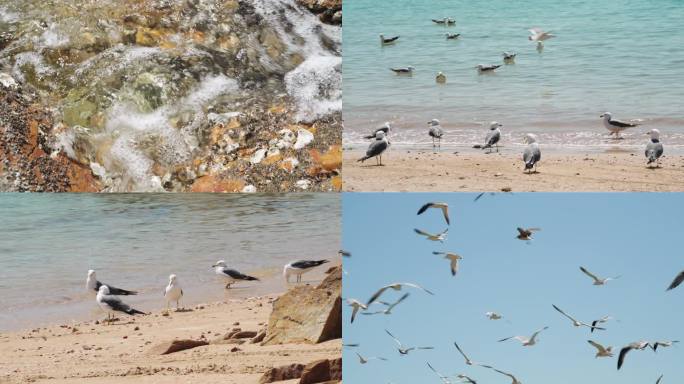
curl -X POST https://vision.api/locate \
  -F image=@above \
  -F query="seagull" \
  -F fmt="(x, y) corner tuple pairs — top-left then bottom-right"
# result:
(346, 299), (367, 323)
(580, 266), (621, 286)
(96, 286), (146, 324)
(656, 375), (664, 384)
(86, 270), (137, 296)
(367, 282), (434, 306)
(482, 122), (503, 153)
(666, 270), (684, 291)
(590, 316), (614, 333)
(364, 122), (392, 139)
(380, 34), (400, 44)
(385, 329), (434, 355)
(432, 252), (462, 276)
(362, 293), (409, 315)
(481, 365), (521, 384)
(358, 130), (389, 165)
(587, 340), (614, 358)
(502, 52), (517, 63)
(428, 119), (444, 148)
(516, 227), (540, 241)
(645, 129), (664, 168)
(339, 250), (351, 257)
(651, 340), (679, 352)
(414, 228), (448, 242)
(454, 342), (481, 366)
(600, 112), (640, 138)
(618, 341), (651, 370)
(283, 259), (329, 283)
(356, 352), (387, 364)
(436, 71), (447, 83)
(164, 274), (183, 311)
(446, 33), (460, 39)
(553, 304), (606, 331)
(343, 343), (359, 347)
(212, 260), (259, 289)
(476, 64), (501, 73)
(498, 326), (548, 346)
(390, 66), (415, 74)
(417, 202), (450, 225)
(486, 312), (503, 320)
(427, 362), (453, 384)
(522, 133), (541, 173)
(528, 28), (555, 45)
(432, 17), (455, 25)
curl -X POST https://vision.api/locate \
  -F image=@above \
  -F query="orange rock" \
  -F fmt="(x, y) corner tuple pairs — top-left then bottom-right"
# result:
(309, 145), (342, 173)
(262, 154), (282, 165)
(190, 176), (245, 193)
(331, 176), (342, 191)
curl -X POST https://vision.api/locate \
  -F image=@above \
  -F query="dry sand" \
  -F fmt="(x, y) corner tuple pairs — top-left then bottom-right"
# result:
(344, 148), (684, 192)
(0, 294), (340, 384)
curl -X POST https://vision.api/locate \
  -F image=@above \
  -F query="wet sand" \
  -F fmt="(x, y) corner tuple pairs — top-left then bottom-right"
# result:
(343, 148), (684, 192)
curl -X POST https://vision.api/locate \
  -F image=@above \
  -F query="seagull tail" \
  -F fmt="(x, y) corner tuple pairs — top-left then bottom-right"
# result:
(126, 308), (146, 315)
(525, 160), (535, 169)
(357, 156), (370, 162)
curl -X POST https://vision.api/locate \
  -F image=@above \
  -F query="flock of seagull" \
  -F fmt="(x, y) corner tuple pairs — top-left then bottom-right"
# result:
(345, 200), (684, 383)
(357, 17), (665, 171)
(83, 259), (330, 323)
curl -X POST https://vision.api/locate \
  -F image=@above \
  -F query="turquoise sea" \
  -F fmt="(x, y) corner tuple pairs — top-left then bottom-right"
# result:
(0, 194), (340, 331)
(343, 0), (684, 152)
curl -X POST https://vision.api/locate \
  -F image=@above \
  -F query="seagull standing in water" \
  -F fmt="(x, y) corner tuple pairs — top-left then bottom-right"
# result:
(86, 270), (137, 296)
(498, 326), (549, 346)
(432, 252), (463, 276)
(414, 228), (448, 242)
(428, 119), (444, 148)
(600, 112), (640, 138)
(164, 274), (183, 312)
(482, 121), (503, 153)
(358, 130), (389, 165)
(417, 202), (450, 225)
(366, 282), (434, 305)
(476, 64), (501, 73)
(283, 259), (329, 283)
(436, 71), (447, 83)
(212, 260), (259, 289)
(390, 66), (415, 74)
(96, 286), (146, 324)
(587, 340), (614, 358)
(522, 133), (541, 173)
(579, 266), (621, 286)
(645, 128), (664, 168)
(385, 329), (434, 355)
(553, 304), (606, 331)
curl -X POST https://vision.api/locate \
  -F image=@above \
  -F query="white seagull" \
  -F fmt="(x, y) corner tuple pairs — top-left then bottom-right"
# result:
(498, 326), (549, 346)
(432, 251), (463, 276)
(486, 311), (503, 320)
(96, 286), (146, 324)
(164, 274), (183, 311)
(454, 342), (481, 366)
(553, 304), (605, 331)
(528, 28), (555, 47)
(283, 259), (329, 283)
(600, 112), (640, 138)
(417, 202), (450, 225)
(367, 282), (434, 305)
(590, 316), (614, 334)
(346, 298), (367, 323)
(618, 341), (651, 370)
(579, 266), (621, 286)
(481, 365), (522, 384)
(362, 293), (409, 316)
(356, 352), (387, 364)
(588, 340), (614, 358)
(86, 270), (137, 296)
(385, 329), (434, 355)
(414, 228), (448, 242)
(212, 260), (259, 289)
(651, 340), (679, 352)
(436, 71), (447, 83)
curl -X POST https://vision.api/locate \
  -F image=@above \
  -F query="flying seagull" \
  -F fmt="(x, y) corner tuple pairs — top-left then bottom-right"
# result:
(476, 64), (501, 73)
(380, 34), (400, 44)
(454, 342), (481, 366)
(367, 282), (434, 306)
(390, 66), (415, 74)
(645, 129), (664, 168)
(417, 202), (450, 225)
(580, 266), (621, 286)
(432, 251), (463, 276)
(498, 326), (549, 346)
(164, 274), (183, 311)
(656, 375), (664, 384)
(528, 28), (555, 46)
(553, 304), (606, 331)
(358, 130), (389, 165)
(482, 121), (503, 153)
(516, 227), (540, 241)
(481, 365), (521, 384)
(666, 270), (684, 291)
(346, 299), (367, 323)
(212, 260), (259, 289)
(502, 52), (517, 63)
(364, 122), (392, 139)
(587, 340), (614, 358)
(522, 133), (541, 173)
(415, 228), (448, 242)
(86, 270), (137, 296)
(356, 352), (387, 364)
(283, 259), (329, 283)
(362, 293), (409, 315)
(96, 285), (145, 324)
(617, 341), (651, 370)
(427, 362), (453, 384)
(651, 340), (679, 352)
(590, 316), (614, 334)
(600, 112), (640, 138)
(385, 329), (434, 355)
(428, 119), (444, 148)
(339, 250), (351, 257)
(486, 311), (503, 320)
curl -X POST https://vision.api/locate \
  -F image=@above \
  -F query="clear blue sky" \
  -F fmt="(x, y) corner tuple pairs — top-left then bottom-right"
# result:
(343, 193), (684, 384)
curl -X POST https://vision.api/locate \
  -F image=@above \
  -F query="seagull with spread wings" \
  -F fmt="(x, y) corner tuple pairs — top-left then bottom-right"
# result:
(618, 341), (651, 370)
(385, 329), (434, 355)
(417, 202), (450, 225)
(580, 266), (621, 286)
(498, 326), (549, 346)
(432, 251), (463, 276)
(346, 298), (367, 323)
(587, 340), (614, 358)
(366, 282), (434, 306)
(454, 342), (482, 366)
(415, 228), (449, 242)
(553, 304), (606, 331)
(481, 365), (522, 384)
(362, 293), (409, 316)
(356, 352), (387, 364)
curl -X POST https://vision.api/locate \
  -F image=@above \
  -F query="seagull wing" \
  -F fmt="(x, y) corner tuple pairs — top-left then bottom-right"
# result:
(366, 286), (390, 305)
(530, 326), (549, 341)
(450, 257), (459, 276)
(611, 118), (638, 127)
(351, 305), (359, 323)
(667, 270), (684, 291)
(580, 266), (601, 283)
(618, 345), (633, 370)
(552, 304), (578, 323)
(385, 329), (403, 348)
(440, 205), (450, 225)
(656, 374), (663, 384)
(417, 202), (434, 215)
(453, 342), (472, 364)
(498, 336), (515, 342)
(387, 293), (410, 311)
(588, 340), (607, 353)
(414, 228), (435, 238)
(401, 282), (435, 295)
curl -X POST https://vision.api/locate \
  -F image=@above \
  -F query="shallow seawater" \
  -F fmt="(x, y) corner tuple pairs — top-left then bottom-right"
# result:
(343, 0), (684, 151)
(0, 194), (340, 331)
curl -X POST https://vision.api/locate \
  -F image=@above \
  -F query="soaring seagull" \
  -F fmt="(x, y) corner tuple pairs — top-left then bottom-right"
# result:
(516, 227), (540, 241)
(86, 270), (137, 296)
(588, 340), (614, 358)
(481, 365), (522, 384)
(415, 228), (449, 242)
(428, 119), (444, 148)
(358, 130), (389, 165)
(432, 251), (463, 276)
(96, 285), (145, 324)
(553, 304), (606, 331)
(283, 259), (329, 283)
(427, 362), (453, 384)
(362, 293), (409, 315)
(212, 260), (259, 289)
(528, 28), (555, 45)
(356, 352), (387, 364)
(417, 202), (450, 225)
(164, 274), (183, 311)
(385, 329), (434, 355)
(482, 121), (503, 153)
(380, 34), (400, 44)
(590, 316), (614, 334)
(367, 282), (434, 306)
(454, 342), (481, 366)
(645, 129), (664, 168)
(498, 326), (549, 346)
(364, 122), (392, 139)
(580, 266), (621, 286)
(666, 270), (684, 291)
(346, 299), (367, 323)
(651, 340), (679, 352)
(617, 341), (651, 370)
(600, 112), (640, 138)
(522, 133), (541, 173)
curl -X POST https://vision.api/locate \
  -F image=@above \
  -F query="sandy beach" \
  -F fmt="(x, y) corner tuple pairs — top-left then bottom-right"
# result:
(343, 148), (684, 192)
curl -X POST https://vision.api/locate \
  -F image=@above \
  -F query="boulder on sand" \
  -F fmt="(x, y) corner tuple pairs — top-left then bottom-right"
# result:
(299, 358), (342, 384)
(149, 339), (208, 355)
(259, 363), (305, 383)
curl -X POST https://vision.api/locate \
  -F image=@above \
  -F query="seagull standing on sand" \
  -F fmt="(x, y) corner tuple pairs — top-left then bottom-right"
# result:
(96, 286), (145, 324)
(414, 228), (448, 242)
(364, 122), (392, 139)
(645, 128), (664, 168)
(417, 202), (450, 225)
(522, 133), (541, 173)
(380, 34), (400, 44)
(358, 131), (389, 165)
(666, 270), (684, 291)
(436, 71), (447, 83)
(587, 340), (614, 358)
(618, 341), (651, 370)
(600, 112), (640, 138)
(385, 329), (434, 355)
(498, 326), (549, 346)
(283, 259), (329, 283)
(362, 293), (409, 315)
(347, 299), (367, 323)
(356, 352), (387, 364)
(516, 227), (540, 241)
(482, 121), (503, 153)
(428, 119), (444, 148)
(486, 311), (503, 320)
(579, 266), (621, 286)
(164, 274), (183, 311)
(432, 252), (462, 276)
(366, 282), (434, 306)
(86, 270), (137, 296)
(212, 260), (259, 289)
(553, 304), (606, 331)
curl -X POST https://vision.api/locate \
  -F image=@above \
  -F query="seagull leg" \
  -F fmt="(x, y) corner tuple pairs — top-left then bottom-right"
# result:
(496, 143), (499, 152)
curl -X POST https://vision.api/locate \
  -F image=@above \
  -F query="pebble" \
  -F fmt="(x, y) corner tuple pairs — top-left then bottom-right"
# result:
(295, 179), (311, 190)
(242, 185), (257, 193)
(250, 149), (267, 164)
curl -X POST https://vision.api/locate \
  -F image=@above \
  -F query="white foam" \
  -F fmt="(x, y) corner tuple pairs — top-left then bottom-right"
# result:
(285, 55), (341, 122)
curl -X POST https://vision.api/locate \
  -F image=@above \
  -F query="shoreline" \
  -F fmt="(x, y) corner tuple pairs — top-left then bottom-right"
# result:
(343, 149), (684, 192)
